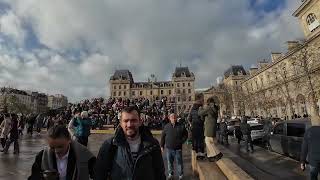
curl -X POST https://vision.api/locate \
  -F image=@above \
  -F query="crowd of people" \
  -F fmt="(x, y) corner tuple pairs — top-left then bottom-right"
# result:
(0, 94), (319, 180)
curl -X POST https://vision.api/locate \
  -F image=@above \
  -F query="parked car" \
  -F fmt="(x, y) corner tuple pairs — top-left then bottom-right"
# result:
(270, 118), (311, 160)
(226, 119), (239, 135)
(247, 118), (261, 124)
(249, 123), (265, 141)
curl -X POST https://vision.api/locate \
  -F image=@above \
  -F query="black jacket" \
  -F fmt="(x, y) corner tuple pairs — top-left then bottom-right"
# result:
(188, 104), (204, 138)
(160, 122), (188, 150)
(300, 126), (320, 166)
(28, 144), (96, 180)
(95, 126), (166, 180)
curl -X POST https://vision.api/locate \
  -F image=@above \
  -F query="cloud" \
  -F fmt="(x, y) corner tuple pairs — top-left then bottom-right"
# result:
(0, 0), (304, 102)
(0, 10), (25, 45)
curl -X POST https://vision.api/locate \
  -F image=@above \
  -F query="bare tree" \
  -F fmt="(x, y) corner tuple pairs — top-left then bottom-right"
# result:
(291, 44), (320, 125)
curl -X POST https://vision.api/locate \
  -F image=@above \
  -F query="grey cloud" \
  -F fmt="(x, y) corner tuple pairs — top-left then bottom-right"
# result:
(0, 0), (304, 101)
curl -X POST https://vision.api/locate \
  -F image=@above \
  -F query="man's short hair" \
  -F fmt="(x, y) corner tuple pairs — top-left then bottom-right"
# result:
(207, 97), (215, 104)
(120, 106), (140, 118)
(47, 125), (71, 140)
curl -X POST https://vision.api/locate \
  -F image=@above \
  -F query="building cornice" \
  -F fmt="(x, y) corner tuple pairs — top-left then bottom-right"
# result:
(242, 31), (320, 84)
(293, 0), (312, 17)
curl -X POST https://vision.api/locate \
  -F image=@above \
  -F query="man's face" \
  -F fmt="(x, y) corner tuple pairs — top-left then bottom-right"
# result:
(169, 114), (177, 124)
(120, 111), (142, 139)
(47, 137), (71, 157)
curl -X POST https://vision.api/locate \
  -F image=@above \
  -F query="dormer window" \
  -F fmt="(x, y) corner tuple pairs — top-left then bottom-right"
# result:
(306, 13), (319, 32)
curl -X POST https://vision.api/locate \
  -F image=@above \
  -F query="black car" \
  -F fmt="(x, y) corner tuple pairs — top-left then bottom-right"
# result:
(270, 118), (311, 160)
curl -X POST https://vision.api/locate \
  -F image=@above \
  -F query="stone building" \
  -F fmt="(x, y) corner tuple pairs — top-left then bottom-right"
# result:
(241, 0), (320, 120)
(201, 65), (248, 118)
(109, 67), (195, 113)
(48, 94), (68, 110)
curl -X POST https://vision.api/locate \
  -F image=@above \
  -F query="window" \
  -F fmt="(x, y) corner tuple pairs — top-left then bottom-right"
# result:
(161, 90), (163, 95)
(177, 83), (180, 87)
(177, 89), (181, 94)
(307, 13), (317, 25)
(140, 91), (143, 96)
(177, 97), (180, 102)
(189, 96), (192, 101)
(306, 13), (319, 31)
(119, 85), (122, 89)
(183, 83), (185, 87)
(114, 92), (117, 96)
(287, 123), (305, 137)
(124, 92), (126, 96)
(188, 89), (191, 93)
(132, 91), (135, 96)
(124, 85), (126, 89)
(188, 82), (191, 86)
(114, 85), (116, 89)
(118, 91), (121, 96)
(183, 89), (186, 93)
(169, 90), (171, 95)
(150, 91), (153, 95)
(273, 123), (284, 135)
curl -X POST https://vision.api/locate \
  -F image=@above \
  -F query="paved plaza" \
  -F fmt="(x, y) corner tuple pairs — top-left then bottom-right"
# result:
(0, 132), (197, 180)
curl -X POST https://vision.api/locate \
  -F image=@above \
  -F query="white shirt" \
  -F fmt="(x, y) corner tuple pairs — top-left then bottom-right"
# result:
(55, 149), (70, 180)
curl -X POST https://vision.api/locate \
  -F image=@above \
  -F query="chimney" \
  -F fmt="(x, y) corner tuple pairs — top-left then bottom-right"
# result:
(258, 60), (269, 69)
(249, 67), (258, 75)
(287, 41), (300, 51)
(271, 52), (282, 62)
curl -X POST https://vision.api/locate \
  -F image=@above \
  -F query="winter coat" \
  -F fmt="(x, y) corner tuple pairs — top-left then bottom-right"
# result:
(188, 104), (204, 139)
(9, 118), (19, 140)
(73, 117), (92, 137)
(198, 103), (219, 137)
(94, 126), (166, 180)
(160, 122), (188, 150)
(0, 118), (12, 139)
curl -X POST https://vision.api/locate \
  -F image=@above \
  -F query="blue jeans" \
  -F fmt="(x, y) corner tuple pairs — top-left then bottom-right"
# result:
(166, 149), (183, 176)
(310, 165), (319, 180)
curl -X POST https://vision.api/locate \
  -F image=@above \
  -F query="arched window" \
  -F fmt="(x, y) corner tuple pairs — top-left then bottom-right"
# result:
(306, 13), (317, 25)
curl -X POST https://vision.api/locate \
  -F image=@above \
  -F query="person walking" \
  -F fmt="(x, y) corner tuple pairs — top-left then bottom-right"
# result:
(95, 106), (166, 180)
(72, 111), (92, 146)
(2, 114), (19, 154)
(188, 94), (205, 160)
(0, 114), (11, 149)
(240, 117), (254, 153)
(161, 112), (188, 180)
(263, 120), (272, 150)
(198, 97), (223, 162)
(219, 119), (229, 145)
(28, 125), (96, 180)
(234, 120), (243, 144)
(300, 125), (320, 180)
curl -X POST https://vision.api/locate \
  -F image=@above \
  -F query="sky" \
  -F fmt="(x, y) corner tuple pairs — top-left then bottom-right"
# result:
(0, 0), (304, 102)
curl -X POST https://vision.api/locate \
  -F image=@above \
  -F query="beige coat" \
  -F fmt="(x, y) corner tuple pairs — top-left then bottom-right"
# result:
(0, 118), (12, 139)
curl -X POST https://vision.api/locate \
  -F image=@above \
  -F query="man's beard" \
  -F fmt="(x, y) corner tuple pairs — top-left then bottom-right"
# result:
(126, 128), (139, 138)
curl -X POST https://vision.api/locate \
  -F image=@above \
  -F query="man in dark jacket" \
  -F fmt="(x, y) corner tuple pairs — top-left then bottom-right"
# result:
(28, 125), (96, 180)
(300, 126), (320, 180)
(188, 94), (205, 160)
(219, 119), (229, 145)
(240, 117), (254, 153)
(161, 112), (188, 180)
(95, 106), (166, 180)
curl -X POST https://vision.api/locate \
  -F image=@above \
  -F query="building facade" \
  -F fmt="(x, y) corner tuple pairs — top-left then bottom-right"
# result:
(241, 0), (320, 119)
(48, 94), (68, 110)
(109, 67), (195, 113)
